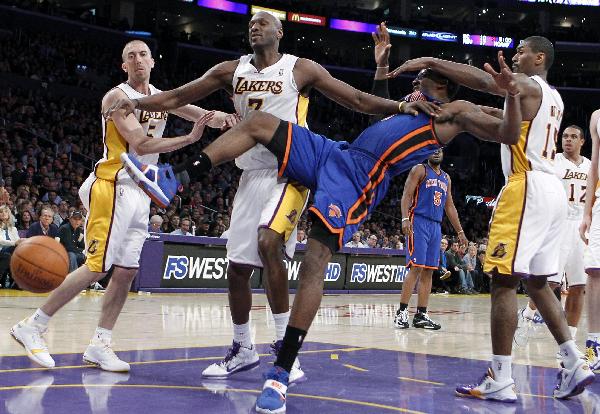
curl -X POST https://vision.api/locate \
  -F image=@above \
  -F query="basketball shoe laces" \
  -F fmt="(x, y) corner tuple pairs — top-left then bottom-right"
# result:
(31, 326), (49, 353)
(221, 342), (242, 366)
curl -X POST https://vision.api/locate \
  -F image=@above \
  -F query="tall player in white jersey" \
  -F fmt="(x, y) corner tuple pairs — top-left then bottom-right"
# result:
(10, 40), (234, 371)
(515, 125), (590, 346)
(109, 11), (407, 384)
(390, 37), (594, 400)
(580, 109), (600, 373)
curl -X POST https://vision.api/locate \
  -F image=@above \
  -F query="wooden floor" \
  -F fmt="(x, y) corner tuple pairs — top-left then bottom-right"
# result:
(0, 290), (588, 368)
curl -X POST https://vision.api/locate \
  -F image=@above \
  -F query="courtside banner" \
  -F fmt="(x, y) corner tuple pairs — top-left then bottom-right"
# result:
(345, 254), (407, 290)
(284, 251), (346, 290)
(160, 243), (260, 288)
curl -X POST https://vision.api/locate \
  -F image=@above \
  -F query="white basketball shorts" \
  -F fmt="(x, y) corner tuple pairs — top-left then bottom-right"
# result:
(548, 218), (587, 286)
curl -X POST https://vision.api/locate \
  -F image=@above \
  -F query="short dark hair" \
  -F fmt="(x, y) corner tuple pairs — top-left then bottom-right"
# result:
(523, 36), (555, 70)
(563, 124), (585, 140)
(420, 68), (460, 100)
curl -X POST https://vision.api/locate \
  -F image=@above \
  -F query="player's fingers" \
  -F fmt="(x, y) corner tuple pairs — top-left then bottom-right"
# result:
(387, 66), (402, 78)
(371, 32), (379, 44)
(483, 62), (499, 77)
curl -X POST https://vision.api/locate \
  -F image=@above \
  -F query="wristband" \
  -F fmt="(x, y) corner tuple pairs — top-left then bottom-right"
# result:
(401, 218), (410, 222)
(458, 230), (465, 235)
(376, 65), (389, 69)
(398, 101), (406, 113)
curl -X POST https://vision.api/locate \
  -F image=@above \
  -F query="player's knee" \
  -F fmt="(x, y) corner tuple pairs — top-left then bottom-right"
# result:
(245, 111), (279, 142)
(257, 230), (284, 261)
(227, 262), (252, 283)
(110, 267), (137, 283)
(569, 285), (585, 297)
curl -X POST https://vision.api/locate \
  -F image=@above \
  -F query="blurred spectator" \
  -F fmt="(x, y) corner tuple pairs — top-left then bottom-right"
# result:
(54, 201), (70, 226)
(345, 232), (365, 248)
(195, 220), (210, 236)
(0, 179), (9, 205)
(462, 244), (478, 294)
(170, 217), (193, 236)
(476, 250), (489, 293)
(432, 238), (451, 293)
(297, 229), (307, 244)
(0, 205), (23, 288)
(58, 210), (85, 272)
(18, 210), (33, 231)
(366, 234), (378, 249)
(148, 215), (163, 233)
(26, 207), (59, 238)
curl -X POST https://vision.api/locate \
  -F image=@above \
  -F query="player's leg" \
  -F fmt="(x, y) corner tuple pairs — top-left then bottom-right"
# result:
(10, 175), (114, 368)
(412, 219), (441, 329)
(395, 266), (421, 329)
(256, 221), (333, 414)
(396, 214), (424, 329)
(257, 180), (309, 383)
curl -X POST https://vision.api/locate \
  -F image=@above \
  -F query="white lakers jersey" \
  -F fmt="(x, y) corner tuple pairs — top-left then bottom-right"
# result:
(96, 83), (168, 182)
(232, 54), (309, 170)
(554, 153), (590, 219)
(501, 75), (564, 179)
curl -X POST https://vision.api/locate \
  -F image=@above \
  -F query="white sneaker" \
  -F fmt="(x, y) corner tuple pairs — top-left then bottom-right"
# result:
(394, 309), (409, 329)
(10, 319), (55, 368)
(455, 368), (517, 402)
(513, 308), (533, 347)
(202, 341), (259, 378)
(553, 358), (595, 399)
(90, 282), (105, 291)
(83, 338), (130, 372)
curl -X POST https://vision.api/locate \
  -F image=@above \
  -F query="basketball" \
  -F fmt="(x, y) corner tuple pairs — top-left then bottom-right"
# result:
(10, 236), (69, 293)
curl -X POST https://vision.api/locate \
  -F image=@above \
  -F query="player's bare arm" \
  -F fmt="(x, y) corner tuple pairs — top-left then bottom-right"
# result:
(400, 164), (426, 236)
(171, 105), (240, 129)
(580, 109), (600, 243)
(293, 58), (440, 116)
(102, 89), (214, 155)
(105, 60), (238, 116)
(444, 177), (467, 246)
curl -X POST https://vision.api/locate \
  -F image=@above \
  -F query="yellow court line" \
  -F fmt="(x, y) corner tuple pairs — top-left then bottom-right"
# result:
(516, 392), (554, 399)
(343, 364), (369, 372)
(0, 347), (370, 374)
(0, 384), (426, 413)
(398, 377), (444, 386)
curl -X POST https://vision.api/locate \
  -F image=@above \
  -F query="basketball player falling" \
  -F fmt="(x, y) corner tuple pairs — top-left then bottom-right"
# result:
(117, 53), (523, 413)
(10, 40), (235, 371)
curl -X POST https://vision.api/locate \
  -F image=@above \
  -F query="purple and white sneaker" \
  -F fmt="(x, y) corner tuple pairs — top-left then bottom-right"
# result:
(201, 341), (259, 379)
(456, 368), (517, 402)
(121, 153), (178, 208)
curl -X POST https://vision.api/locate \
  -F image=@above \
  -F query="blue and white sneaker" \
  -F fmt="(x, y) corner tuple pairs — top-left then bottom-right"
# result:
(256, 366), (289, 414)
(202, 341), (259, 379)
(455, 368), (517, 402)
(586, 339), (600, 373)
(531, 310), (545, 325)
(554, 358), (595, 399)
(271, 340), (305, 384)
(120, 153), (178, 208)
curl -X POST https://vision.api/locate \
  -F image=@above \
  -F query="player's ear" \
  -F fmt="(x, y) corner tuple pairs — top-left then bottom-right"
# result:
(121, 62), (127, 73)
(535, 52), (545, 68)
(277, 28), (283, 40)
(150, 57), (155, 69)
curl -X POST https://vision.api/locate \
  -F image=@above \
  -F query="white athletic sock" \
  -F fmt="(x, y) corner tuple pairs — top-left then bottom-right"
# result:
(558, 340), (582, 368)
(93, 327), (112, 344)
(588, 333), (600, 344)
(523, 303), (536, 320)
(569, 326), (577, 339)
(272, 311), (290, 341)
(28, 309), (51, 327)
(233, 322), (252, 348)
(491, 355), (512, 383)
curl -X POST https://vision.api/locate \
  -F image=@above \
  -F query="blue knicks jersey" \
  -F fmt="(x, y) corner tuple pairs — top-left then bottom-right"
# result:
(345, 112), (441, 225)
(411, 164), (449, 222)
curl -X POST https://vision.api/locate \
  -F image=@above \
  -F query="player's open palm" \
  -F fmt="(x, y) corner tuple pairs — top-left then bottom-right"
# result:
(188, 111), (215, 144)
(484, 51), (519, 96)
(372, 22), (391, 66)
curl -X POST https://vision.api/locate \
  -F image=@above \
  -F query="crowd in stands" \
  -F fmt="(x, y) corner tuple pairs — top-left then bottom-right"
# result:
(1, 3), (597, 293)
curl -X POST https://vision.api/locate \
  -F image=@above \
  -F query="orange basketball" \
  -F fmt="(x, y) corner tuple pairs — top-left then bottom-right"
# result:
(10, 236), (69, 293)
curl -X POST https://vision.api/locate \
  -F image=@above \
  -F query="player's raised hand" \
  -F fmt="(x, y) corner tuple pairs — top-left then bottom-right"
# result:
(104, 97), (137, 119)
(387, 57), (432, 78)
(372, 22), (392, 67)
(484, 51), (519, 96)
(188, 111), (215, 144)
(401, 100), (441, 117)
(580, 215), (591, 245)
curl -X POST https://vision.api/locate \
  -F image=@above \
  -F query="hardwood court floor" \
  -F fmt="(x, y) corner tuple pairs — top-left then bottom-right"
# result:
(0, 290), (598, 413)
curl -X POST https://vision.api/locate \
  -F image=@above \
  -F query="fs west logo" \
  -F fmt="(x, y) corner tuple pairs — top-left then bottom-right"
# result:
(163, 256), (229, 280)
(350, 263), (407, 284)
(285, 260), (341, 282)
